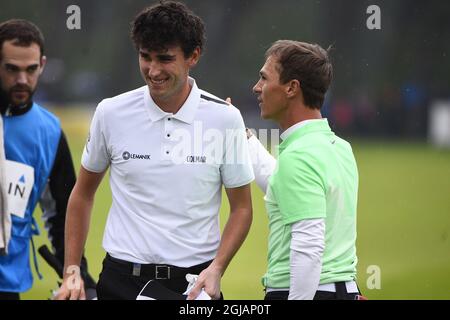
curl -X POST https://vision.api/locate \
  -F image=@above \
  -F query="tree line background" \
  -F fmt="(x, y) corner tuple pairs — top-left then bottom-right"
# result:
(1, 0), (450, 138)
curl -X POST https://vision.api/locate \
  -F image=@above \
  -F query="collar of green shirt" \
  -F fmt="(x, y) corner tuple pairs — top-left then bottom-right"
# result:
(279, 119), (332, 154)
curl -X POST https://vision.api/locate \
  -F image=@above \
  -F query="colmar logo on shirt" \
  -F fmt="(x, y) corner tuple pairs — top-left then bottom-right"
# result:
(186, 155), (207, 163)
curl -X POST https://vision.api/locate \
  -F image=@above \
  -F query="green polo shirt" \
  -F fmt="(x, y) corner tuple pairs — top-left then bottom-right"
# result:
(262, 119), (359, 288)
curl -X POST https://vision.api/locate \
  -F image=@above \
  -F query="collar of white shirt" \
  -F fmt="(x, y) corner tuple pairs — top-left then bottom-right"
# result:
(144, 77), (201, 124)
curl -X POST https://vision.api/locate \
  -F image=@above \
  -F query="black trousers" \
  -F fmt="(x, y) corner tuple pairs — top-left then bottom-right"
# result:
(264, 282), (362, 300)
(0, 292), (20, 300)
(96, 254), (213, 300)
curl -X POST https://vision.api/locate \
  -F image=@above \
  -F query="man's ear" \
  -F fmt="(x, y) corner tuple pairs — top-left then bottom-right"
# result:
(286, 79), (300, 98)
(39, 55), (47, 75)
(188, 47), (201, 68)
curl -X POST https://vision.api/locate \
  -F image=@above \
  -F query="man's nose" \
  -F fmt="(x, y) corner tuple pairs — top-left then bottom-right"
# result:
(16, 72), (28, 85)
(252, 82), (261, 94)
(147, 61), (162, 78)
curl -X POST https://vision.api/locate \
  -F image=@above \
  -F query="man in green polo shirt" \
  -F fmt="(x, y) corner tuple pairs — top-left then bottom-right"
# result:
(251, 40), (361, 300)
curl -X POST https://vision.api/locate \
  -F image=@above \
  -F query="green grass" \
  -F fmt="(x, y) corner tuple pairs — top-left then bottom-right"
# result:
(21, 110), (450, 300)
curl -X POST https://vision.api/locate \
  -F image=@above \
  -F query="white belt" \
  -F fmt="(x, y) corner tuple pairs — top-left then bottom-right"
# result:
(318, 281), (359, 293)
(266, 281), (359, 294)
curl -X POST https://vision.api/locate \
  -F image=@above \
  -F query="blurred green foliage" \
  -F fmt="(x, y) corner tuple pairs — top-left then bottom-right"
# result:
(1, 0), (449, 109)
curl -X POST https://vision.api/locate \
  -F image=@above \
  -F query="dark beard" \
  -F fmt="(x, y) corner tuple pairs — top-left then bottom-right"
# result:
(0, 82), (34, 115)
(0, 85), (9, 115)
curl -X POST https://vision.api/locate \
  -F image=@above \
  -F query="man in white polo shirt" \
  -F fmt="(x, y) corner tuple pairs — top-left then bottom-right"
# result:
(55, 1), (254, 300)
(249, 40), (362, 300)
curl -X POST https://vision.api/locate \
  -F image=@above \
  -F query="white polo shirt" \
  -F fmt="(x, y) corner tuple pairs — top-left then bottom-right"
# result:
(82, 77), (254, 267)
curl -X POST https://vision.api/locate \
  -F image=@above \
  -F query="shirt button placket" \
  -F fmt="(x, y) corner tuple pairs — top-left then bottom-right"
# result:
(162, 116), (174, 162)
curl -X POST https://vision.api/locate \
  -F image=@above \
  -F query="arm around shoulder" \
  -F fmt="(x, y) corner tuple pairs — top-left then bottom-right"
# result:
(247, 135), (276, 193)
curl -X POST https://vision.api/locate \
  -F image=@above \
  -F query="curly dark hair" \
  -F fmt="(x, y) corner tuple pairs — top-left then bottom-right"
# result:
(131, 1), (205, 58)
(0, 19), (44, 59)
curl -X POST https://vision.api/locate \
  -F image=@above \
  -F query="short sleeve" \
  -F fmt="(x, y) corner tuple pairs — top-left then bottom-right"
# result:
(81, 103), (110, 173)
(220, 109), (255, 188)
(274, 151), (326, 225)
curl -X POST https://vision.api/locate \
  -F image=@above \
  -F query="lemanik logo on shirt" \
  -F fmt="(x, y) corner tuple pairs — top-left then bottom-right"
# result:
(5, 160), (34, 218)
(122, 151), (151, 161)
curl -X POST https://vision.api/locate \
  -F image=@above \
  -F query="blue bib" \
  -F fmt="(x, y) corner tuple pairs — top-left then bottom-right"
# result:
(0, 103), (61, 292)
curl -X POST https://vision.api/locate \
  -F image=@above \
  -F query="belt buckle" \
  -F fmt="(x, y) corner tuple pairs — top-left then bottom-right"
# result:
(132, 263), (141, 277)
(155, 265), (170, 280)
